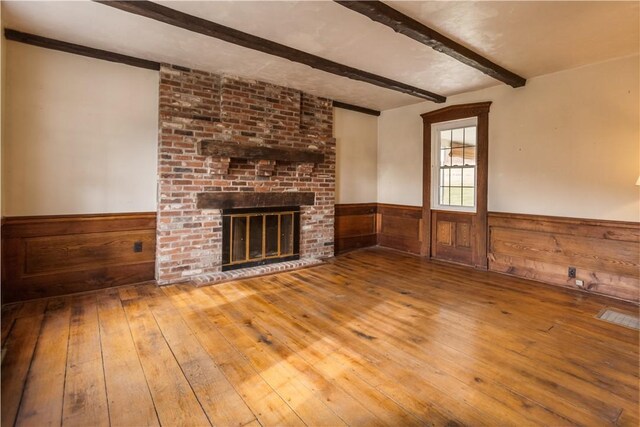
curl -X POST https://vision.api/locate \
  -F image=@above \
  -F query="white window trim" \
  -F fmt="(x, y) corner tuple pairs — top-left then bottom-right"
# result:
(431, 117), (478, 213)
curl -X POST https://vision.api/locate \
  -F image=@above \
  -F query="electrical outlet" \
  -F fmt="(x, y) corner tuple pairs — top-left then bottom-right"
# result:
(568, 266), (576, 278)
(134, 241), (143, 253)
(575, 279), (584, 288)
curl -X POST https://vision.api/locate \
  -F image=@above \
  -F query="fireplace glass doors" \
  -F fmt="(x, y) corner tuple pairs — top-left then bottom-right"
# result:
(222, 206), (300, 271)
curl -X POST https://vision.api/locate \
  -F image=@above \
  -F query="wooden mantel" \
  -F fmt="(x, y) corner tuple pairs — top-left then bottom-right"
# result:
(198, 140), (324, 164)
(197, 192), (315, 210)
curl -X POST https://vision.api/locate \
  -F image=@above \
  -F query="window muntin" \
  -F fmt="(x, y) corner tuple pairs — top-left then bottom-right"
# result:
(431, 117), (477, 212)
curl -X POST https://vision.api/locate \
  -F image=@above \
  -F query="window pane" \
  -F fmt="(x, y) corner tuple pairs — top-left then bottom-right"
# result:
(463, 145), (476, 166)
(435, 124), (477, 211)
(440, 187), (449, 205)
(440, 148), (452, 166)
(464, 126), (477, 146)
(441, 168), (449, 186)
(449, 187), (462, 206)
(462, 187), (475, 207)
(462, 167), (475, 187)
(440, 130), (452, 148)
(451, 145), (464, 166)
(450, 168), (462, 186)
(452, 128), (464, 146)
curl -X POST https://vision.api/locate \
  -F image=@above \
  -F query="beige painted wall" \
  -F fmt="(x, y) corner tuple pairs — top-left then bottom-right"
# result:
(3, 42), (159, 216)
(378, 55), (640, 222)
(334, 107), (378, 204)
(1, 9), (5, 220)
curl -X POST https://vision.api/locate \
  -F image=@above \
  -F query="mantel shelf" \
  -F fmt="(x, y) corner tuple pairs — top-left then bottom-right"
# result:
(198, 140), (324, 164)
(197, 191), (315, 210)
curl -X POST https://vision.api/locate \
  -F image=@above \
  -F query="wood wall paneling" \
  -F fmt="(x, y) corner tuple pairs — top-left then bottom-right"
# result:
(2, 213), (156, 302)
(488, 212), (640, 302)
(3, 208), (637, 303)
(335, 203), (422, 255)
(336, 204), (638, 302)
(377, 204), (422, 254)
(334, 203), (378, 254)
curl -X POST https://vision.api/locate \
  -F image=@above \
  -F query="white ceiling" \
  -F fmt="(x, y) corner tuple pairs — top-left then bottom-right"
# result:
(3, 1), (639, 111)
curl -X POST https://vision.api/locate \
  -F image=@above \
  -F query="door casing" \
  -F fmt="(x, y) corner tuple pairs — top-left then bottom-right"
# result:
(421, 102), (491, 269)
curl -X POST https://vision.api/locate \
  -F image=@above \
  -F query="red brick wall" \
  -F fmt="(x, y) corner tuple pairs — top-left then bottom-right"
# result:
(157, 65), (335, 284)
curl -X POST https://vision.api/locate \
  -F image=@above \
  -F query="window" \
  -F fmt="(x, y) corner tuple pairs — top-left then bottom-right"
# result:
(431, 117), (477, 212)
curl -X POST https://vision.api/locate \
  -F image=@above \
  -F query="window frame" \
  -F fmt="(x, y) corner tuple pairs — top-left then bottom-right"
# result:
(430, 116), (478, 213)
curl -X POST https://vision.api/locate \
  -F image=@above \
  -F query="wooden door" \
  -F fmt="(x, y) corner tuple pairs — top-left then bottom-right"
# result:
(431, 210), (474, 265)
(421, 102), (491, 269)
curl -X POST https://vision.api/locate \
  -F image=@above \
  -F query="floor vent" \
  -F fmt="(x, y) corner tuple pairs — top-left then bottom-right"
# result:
(596, 308), (640, 330)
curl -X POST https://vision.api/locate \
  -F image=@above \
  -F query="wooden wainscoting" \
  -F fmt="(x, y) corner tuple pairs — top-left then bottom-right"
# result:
(377, 204), (422, 254)
(488, 212), (640, 302)
(335, 203), (378, 254)
(335, 203), (422, 255)
(336, 205), (639, 303)
(2, 212), (156, 302)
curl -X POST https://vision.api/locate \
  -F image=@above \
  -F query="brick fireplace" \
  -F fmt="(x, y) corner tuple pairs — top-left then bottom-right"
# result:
(156, 65), (335, 285)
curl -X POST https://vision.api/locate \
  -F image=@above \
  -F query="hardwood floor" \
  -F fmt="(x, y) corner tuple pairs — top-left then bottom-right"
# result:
(2, 247), (638, 426)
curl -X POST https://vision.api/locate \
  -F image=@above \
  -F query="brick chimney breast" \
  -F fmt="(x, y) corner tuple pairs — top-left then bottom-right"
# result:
(156, 65), (335, 285)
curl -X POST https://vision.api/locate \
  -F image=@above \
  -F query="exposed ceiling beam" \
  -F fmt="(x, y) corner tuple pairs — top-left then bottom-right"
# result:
(4, 28), (160, 71)
(335, 1), (526, 88)
(332, 101), (380, 116)
(94, 0), (446, 103)
(5, 29), (380, 115)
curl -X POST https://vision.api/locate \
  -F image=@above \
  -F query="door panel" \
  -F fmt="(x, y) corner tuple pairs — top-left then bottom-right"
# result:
(431, 210), (474, 265)
(436, 220), (453, 246)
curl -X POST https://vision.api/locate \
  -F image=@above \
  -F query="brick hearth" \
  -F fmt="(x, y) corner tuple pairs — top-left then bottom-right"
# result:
(156, 65), (335, 285)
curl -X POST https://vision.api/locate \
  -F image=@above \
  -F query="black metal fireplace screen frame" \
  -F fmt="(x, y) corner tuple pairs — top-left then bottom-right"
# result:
(221, 206), (300, 271)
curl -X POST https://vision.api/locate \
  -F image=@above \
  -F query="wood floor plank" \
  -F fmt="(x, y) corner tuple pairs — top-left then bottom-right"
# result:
(264, 274), (544, 422)
(310, 251), (640, 424)
(1, 302), (23, 348)
(251, 274), (510, 424)
(350, 255), (639, 359)
(96, 289), (159, 427)
(207, 279), (430, 426)
(315, 259), (640, 419)
(226, 276), (549, 425)
(61, 295), (109, 427)
(208, 317), (348, 425)
(2, 247), (637, 426)
(322, 254), (639, 376)
(294, 260), (633, 424)
(204, 284), (388, 427)
(1, 309), (45, 427)
(118, 287), (211, 426)
(228, 275), (511, 426)
(15, 298), (72, 427)
(170, 284), (344, 426)
(268, 270), (616, 427)
(138, 285), (257, 427)
(161, 284), (308, 427)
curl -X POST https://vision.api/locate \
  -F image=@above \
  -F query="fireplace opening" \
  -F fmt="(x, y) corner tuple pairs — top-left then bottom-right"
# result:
(222, 206), (300, 271)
